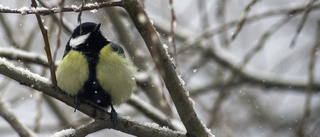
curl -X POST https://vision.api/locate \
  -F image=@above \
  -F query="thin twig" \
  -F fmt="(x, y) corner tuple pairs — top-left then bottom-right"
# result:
(240, 15), (291, 68)
(207, 78), (234, 127)
(127, 94), (181, 130)
(53, 0), (65, 62)
(289, 0), (317, 48)
(0, 14), (20, 48)
(33, 68), (47, 133)
(0, 1), (123, 15)
(177, 3), (320, 55)
(0, 77), (11, 93)
(168, 0), (177, 65)
(22, 25), (39, 49)
(297, 19), (320, 137)
(215, 0), (228, 46)
(37, 0), (72, 35)
(0, 98), (38, 137)
(31, 0), (57, 86)
(230, 0), (259, 42)
(42, 94), (73, 126)
(78, 0), (87, 30)
(208, 16), (295, 127)
(33, 92), (43, 133)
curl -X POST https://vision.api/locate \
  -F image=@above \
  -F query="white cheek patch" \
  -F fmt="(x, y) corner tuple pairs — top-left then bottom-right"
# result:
(69, 33), (90, 48)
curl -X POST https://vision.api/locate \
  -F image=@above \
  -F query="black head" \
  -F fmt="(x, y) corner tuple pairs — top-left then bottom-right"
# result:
(71, 22), (100, 38)
(66, 22), (109, 53)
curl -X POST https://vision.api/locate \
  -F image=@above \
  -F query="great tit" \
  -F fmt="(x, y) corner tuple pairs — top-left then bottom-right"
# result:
(56, 22), (136, 125)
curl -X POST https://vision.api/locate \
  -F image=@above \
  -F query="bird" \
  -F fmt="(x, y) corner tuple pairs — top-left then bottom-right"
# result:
(55, 22), (136, 125)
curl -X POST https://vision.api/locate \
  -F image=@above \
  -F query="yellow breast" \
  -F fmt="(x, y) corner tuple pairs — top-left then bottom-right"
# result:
(96, 44), (136, 105)
(56, 50), (89, 95)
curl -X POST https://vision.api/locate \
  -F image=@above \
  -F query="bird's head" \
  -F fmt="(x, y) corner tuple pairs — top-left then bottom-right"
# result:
(67, 22), (107, 52)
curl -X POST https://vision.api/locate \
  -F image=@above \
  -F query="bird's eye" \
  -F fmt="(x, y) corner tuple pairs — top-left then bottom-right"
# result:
(86, 44), (89, 47)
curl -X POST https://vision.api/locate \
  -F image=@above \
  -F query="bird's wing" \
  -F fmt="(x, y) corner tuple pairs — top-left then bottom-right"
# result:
(109, 43), (125, 58)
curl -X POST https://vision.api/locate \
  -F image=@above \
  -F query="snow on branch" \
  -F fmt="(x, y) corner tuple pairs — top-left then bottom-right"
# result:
(0, 58), (186, 137)
(0, 1), (123, 15)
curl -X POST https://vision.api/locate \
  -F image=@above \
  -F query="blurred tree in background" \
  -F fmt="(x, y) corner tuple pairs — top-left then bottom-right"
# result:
(0, 0), (319, 137)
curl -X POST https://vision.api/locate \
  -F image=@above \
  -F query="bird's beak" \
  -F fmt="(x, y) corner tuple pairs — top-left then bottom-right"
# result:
(93, 23), (101, 34)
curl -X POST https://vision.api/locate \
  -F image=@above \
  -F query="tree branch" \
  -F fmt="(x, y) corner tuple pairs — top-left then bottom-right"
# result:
(289, 0), (317, 48)
(177, 3), (320, 55)
(230, 0), (258, 41)
(121, 0), (212, 136)
(207, 43), (320, 91)
(0, 47), (51, 67)
(0, 1), (123, 15)
(0, 58), (186, 137)
(298, 19), (320, 137)
(127, 94), (181, 130)
(0, 98), (37, 137)
(31, 0), (57, 86)
(101, 3), (174, 119)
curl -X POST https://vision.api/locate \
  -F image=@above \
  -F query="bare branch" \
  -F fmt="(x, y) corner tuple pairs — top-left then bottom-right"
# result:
(0, 98), (38, 137)
(53, 0), (65, 62)
(31, 0), (57, 86)
(239, 15), (291, 69)
(207, 44), (320, 91)
(0, 14), (20, 48)
(230, 0), (259, 42)
(289, 0), (317, 48)
(298, 19), (320, 137)
(33, 92), (43, 133)
(0, 47), (50, 67)
(177, 3), (320, 55)
(168, 0), (177, 64)
(121, 0), (212, 136)
(127, 94), (182, 130)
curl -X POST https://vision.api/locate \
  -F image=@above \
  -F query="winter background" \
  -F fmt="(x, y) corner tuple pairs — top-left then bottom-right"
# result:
(0, 0), (319, 137)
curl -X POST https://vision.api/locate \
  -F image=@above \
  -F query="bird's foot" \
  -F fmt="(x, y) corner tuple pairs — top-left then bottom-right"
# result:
(110, 106), (118, 128)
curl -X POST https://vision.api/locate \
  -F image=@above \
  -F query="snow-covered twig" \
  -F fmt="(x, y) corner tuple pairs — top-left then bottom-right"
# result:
(0, 1), (123, 15)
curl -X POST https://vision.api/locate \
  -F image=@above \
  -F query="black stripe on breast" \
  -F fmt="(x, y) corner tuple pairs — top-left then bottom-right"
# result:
(77, 47), (113, 108)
